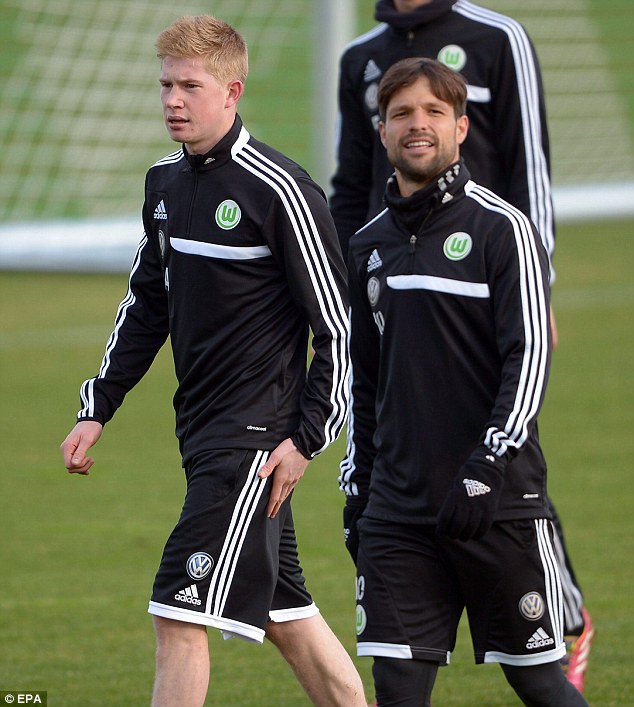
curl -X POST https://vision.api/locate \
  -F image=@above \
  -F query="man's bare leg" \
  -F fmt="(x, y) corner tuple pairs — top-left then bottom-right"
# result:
(151, 617), (210, 707)
(266, 612), (367, 706)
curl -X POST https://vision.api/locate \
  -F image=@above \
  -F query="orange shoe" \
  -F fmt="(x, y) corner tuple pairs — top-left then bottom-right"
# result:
(562, 607), (595, 693)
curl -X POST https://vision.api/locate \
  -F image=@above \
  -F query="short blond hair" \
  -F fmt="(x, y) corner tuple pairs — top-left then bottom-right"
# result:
(156, 15), (248, 85)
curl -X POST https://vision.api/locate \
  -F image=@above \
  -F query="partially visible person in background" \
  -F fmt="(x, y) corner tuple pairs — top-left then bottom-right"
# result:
(332, 1), (594, 694)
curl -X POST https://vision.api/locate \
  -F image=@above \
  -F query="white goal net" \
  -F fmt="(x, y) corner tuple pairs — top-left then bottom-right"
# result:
(0, 0), (632, 270)
(0, 0), (312, 223)
(481, 0), (634, 199)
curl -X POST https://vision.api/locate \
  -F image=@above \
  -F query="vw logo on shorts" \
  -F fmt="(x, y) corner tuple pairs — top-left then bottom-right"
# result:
(519, 591), (545, 621)
(186, 552), (214, 581)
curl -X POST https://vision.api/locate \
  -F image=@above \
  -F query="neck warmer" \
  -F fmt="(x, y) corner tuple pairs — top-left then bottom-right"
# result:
(374, 0), (457, 31)
(384, 160), (467, 234)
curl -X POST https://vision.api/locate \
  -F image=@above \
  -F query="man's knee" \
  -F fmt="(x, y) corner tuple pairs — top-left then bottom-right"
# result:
(372, 657), (437, 707)
(152, 616), (208, 650)
(264, 618), (286, 645)
(265, 613), (327, 652)
(501, 661), (588, 706)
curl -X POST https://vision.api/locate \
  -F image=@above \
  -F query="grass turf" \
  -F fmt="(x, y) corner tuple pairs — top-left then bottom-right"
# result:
(1, 217), (633, 704)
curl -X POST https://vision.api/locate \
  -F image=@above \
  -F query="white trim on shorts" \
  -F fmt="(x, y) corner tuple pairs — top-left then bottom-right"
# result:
(358, 642), (413, 659)
(148, 600), (266, 643)
(485, 644), (566, 666)
(269, 602), (320, 623)
(148, 600), (321, 643)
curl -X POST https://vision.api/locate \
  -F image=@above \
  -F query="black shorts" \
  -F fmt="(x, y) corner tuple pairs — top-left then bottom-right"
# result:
(148, 449), (316, 643)
(355, 517), (566, 666)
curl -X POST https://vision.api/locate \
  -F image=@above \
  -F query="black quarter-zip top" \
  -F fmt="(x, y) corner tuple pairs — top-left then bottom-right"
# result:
(340, 161), (552, 526)
(76, 115), (350, 465)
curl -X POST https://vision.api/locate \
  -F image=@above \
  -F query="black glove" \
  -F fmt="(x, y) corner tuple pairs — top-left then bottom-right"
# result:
(436, 447), (506, 541)
(343, 501), (366, 564)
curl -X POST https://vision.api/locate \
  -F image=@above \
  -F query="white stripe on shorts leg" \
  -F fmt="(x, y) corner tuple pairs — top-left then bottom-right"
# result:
(552, 526), (584, 632)
(535, 518), (564, 643)
(206, 450), (269, 617)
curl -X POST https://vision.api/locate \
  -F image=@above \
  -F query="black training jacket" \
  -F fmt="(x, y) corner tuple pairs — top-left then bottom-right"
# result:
(77, 116), (349, 464)
(331, 0), (554, 269)
(339, 162), (552, 524)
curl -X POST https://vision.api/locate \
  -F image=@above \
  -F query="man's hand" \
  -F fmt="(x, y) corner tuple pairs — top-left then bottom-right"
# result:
(436, 447), (505, 541)
(258, 438), (309, 518)
(60, 420), (104, 475)
(343, 501), (365, 564)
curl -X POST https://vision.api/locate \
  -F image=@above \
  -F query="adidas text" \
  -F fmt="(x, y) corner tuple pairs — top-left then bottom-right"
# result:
(527, 628), (554, 650)
(175, 585), (201, 606)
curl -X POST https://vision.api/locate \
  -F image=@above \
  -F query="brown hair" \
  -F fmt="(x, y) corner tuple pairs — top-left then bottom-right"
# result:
(378, 57), (467, 121)
(156, 15), (248, 85)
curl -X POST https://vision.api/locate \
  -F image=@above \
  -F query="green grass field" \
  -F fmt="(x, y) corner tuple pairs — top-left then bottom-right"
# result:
(2, 0), (634, 703)
(1, 217), (633, 705)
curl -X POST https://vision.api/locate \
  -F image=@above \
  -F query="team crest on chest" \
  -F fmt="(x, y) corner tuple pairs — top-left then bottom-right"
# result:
(437, 44), (467, 72)
(215, 199), (241, 230)
(443, 232), (472, 261)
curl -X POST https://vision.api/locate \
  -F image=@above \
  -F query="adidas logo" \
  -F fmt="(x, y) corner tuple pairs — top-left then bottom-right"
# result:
(526, 627), (554, 650)
(463, 478), (491, 497)
(154, 200), (167, 220)
(175, 584), (202, 606)
(367, 249), (383, 272)
(364, 59), (382, 82)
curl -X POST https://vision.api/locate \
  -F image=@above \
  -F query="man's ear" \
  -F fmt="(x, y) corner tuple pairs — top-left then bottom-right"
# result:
(456, 114), (469, 145)
(226, 79), (244, 108)
(378, 120), (387, 148)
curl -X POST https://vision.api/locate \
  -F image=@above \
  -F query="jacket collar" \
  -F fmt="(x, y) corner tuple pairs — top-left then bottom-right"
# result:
(384, 159), (469, 233)
(375, 0), (457, 31)
(183, 115), (243, 172)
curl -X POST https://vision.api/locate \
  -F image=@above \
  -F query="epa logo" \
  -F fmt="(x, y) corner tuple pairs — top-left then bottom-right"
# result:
(215, 199), (241, 230)
(186, 552), (214, 581)
(0, 694), (46, 704)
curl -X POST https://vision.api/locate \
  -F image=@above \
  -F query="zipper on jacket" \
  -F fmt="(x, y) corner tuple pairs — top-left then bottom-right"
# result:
(408, 193), (442, 272)
(186, 168), (199, 237)
(409, 234), (417, 270)
(406, 30), (414, 46)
